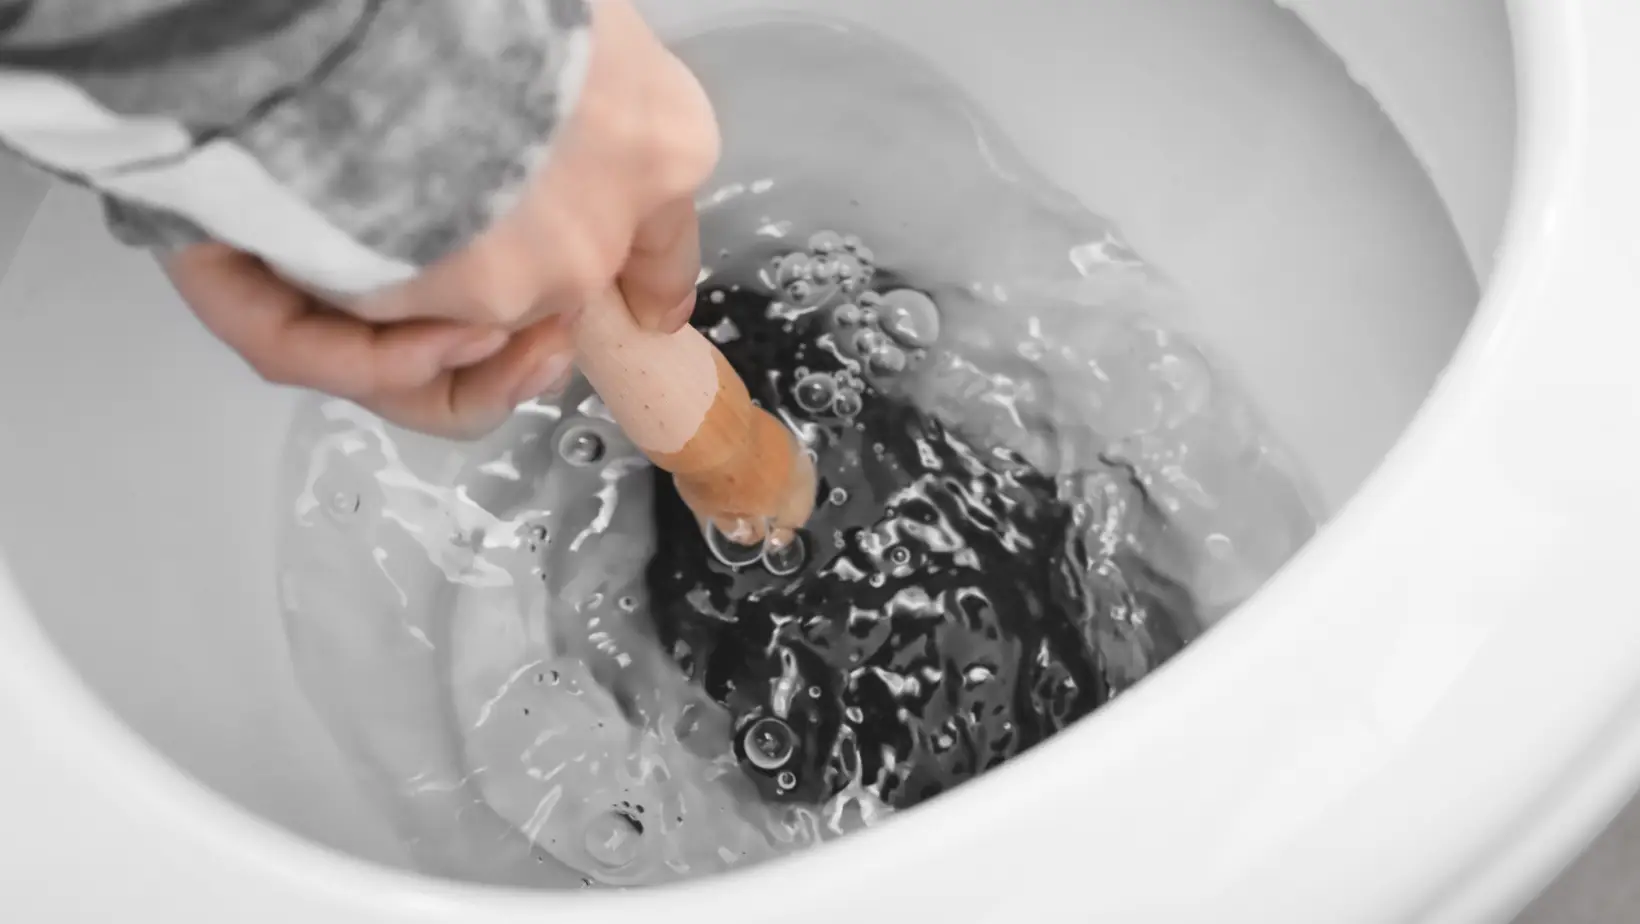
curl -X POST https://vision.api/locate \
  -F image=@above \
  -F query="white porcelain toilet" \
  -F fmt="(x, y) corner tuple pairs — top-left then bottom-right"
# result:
(2, 1), (1637, 921)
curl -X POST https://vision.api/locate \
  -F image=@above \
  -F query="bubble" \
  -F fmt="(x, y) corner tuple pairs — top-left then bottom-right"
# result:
(836, 253), (863, 279)
(709, 290), (726, 304)
(762, 530), (808, 577)
(858, 291), (884, 308)
(583, 810), (645, 868)
(879, 289), (942, 348)
(325, 491), (360, 520)
(776, 253), (812, 285)
(829, 487), (849, 505)
(558, 427), (606, 466)
(853, 245), (876, 266)
(868, 345), (907, 376)
(831, 389), (863, 418)
(743, 716), (797, 770)
(888, 546), (912, 566)
(842, 234), (863, 252)
(706, 519), (765, 569)
(808, 230), (843, 254)
(851, 329), (885, 357)
(777, 771), (798, 790)
(833, 303), (863, 327)
(794, 373), (838, 414)
(811, 258), (839, 283)
(786, 280), (815, 304)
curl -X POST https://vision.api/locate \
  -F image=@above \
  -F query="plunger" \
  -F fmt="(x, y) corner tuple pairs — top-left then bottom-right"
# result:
(573, 286), (816, 538)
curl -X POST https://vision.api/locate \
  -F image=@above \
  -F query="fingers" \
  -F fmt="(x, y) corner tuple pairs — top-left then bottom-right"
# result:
(368, 317), (577, 440)
(168, 244), (507, 400)
(620, 196), (701, 333)
(168, 242), (577, 442)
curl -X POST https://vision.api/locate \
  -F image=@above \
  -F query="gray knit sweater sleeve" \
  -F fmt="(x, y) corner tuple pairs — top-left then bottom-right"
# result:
(0, 0), (593, 295)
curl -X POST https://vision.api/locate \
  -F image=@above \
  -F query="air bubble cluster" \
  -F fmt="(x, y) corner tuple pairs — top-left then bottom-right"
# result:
(765, 231), (946, 426)
(767, 239), (942, 388)
(768, 228), (879, 310)
(704, 519), (813, 579)
(834, 288), (938, 384)
(790, 370), (868, 422)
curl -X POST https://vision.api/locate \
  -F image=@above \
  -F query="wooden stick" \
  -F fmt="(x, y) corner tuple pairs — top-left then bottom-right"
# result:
(573, 288), (816, 536)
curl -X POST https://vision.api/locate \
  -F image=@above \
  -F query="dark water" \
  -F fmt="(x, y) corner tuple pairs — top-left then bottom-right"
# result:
(647, 276), (1198, 810)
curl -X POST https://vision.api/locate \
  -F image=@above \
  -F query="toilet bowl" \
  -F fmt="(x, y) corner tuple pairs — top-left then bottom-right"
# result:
(2, 0), (1637, 921)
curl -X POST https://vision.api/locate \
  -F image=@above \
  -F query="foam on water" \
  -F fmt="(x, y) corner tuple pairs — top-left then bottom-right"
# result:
(275, 16), (1321, 888)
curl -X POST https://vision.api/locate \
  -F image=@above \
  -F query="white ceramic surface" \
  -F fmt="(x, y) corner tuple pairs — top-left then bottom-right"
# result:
(1281, 0), (1516, 284)
(7, 2), (1634, 923)
(0, 160), (46, 277)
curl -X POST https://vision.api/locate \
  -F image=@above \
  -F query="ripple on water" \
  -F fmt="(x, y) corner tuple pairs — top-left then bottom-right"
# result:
(273, 14), (1319, 891)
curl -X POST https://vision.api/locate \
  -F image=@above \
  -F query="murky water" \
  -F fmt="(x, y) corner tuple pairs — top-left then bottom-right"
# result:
(276, 17), (1321, 888)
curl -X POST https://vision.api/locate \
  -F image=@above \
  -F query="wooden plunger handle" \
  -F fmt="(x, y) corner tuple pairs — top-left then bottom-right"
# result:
(573, 288), (816, 534)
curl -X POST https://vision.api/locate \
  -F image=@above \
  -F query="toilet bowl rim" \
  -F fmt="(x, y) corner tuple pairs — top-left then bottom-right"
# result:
(0, 2), (1629, 919)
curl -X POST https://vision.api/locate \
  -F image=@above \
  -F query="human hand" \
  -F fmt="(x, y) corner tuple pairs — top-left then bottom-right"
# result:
(167, 0), (719, 438)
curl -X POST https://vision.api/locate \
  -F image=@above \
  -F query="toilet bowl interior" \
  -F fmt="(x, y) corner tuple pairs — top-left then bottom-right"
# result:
(0, 0), (1510, 889)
